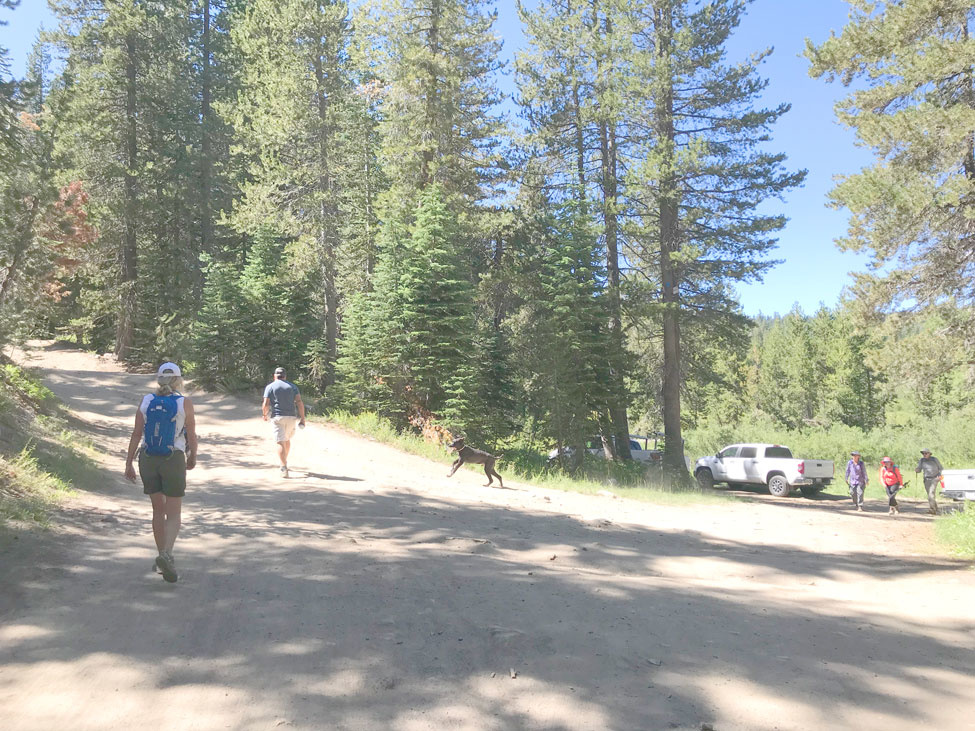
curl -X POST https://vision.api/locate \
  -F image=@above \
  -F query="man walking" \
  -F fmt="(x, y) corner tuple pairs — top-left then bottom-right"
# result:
(879, 456), (903, 516)
(845, 450), (868, 511)
(915, 448), (943, 515)
(263, 366), (305, 478)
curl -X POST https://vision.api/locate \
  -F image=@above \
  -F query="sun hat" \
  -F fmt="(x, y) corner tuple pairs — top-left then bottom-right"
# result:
(920, 448), (931, 454)
(274, 366), (286, 376)
(157, 362), (181, 378)
(850, 450), (860, 456)
(881, 456), (892, 463)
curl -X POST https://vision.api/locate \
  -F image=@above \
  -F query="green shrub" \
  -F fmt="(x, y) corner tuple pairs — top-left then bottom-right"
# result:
(1, 364), (55, 405)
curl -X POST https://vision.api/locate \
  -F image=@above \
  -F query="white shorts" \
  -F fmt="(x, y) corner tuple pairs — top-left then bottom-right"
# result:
(271, 415), (298, 443)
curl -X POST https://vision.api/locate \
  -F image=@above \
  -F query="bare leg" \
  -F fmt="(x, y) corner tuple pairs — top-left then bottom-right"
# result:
(163, 496), (182, 552)
(150, 492), (167, 552)
(276, 440), (288, 467)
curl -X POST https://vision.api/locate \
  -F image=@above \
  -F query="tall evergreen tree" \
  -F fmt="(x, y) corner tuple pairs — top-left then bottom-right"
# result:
(507, 170), (610, 459)
(624, 0), (804, 479)
(342, 0), (505, 433)
(807, 1), (975, 347)
(0, 0), (19, 167)
(50, 0), (227, 360)
(227, 0), (362, 388)
(517, 0), (634, 459)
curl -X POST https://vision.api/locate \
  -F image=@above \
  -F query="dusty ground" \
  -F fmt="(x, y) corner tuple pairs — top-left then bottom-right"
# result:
(1, 343), (974, 731)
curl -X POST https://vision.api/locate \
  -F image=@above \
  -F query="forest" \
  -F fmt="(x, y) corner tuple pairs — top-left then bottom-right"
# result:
(2, 0), (974, 484)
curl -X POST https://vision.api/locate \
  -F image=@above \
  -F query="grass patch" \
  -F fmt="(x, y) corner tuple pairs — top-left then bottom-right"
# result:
(935, 509), (975, 559)
(0, 446), (75, 525)
(0, 360), (98, 530)
(325, 410), (730, 506)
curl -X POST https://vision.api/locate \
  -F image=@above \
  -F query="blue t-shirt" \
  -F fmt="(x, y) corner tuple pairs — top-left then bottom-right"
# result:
(264, 379), (299, 418)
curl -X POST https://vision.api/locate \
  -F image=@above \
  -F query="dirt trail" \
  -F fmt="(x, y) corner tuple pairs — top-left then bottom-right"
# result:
(1, 343), (974, 731)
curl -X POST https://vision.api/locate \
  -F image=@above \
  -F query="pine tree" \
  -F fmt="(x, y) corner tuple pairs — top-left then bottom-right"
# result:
(0, 0), (19, 167)
(50, 0), (226, 361)
(516, 0), (634, 459)
(362, 0), (503, 208)
(395, 185), (478, 425)
(807, 1), (975, 346)
(624, 0), (804, 479)
(507, 171), (609, 460)
(227, 0), (362, 388)
(343, 0), (505, 433)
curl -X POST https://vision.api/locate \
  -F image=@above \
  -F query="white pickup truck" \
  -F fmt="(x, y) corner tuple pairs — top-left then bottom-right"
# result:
(942, 470), (975, 506)
(694, 443), (834, 497)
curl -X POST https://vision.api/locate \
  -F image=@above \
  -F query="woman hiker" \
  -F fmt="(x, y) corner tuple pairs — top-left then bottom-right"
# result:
(124, 362), (198, 583)
(879, 456), (903, 516)
(845, 451), (868, 511)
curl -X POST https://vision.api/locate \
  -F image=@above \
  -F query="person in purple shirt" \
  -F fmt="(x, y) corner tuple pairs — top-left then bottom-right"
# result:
(845, 450), (868, 512)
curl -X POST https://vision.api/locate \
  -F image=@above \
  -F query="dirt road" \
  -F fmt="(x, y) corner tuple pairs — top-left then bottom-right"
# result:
(2, 344), (974, 730)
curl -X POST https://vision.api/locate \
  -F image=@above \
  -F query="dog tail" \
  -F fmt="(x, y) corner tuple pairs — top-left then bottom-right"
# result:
(496, 453), (504, 461)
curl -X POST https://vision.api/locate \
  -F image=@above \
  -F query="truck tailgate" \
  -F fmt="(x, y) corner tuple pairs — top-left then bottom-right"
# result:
(802, 460), (834, 479)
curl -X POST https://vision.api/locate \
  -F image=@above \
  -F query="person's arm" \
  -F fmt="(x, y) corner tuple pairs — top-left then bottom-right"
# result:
(915, 459), (922, 474)
(895, 467), (903, 486)
(184, 398), (198, 470)
(935, 457), (943, 476)
(124, 407), (145, 482)
(295, 394), (306, 425)
(262, 397), (271, 421)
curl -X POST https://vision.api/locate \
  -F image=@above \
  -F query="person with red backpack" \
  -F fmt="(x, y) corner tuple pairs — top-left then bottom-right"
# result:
(124, 362), (198, 583)
(878, 457), (903, 516)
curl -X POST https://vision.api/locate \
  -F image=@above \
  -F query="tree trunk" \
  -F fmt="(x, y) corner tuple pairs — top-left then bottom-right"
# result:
(117, 32), (139, 360)
(200, 0), (213, 261)
(314, 26), (338, 387)
(599, 118), (631, 460)
(655, 3), (687, 483)
(420, 0), (442, 188)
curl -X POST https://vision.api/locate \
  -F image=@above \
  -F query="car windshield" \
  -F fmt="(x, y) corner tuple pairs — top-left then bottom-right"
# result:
(765, 446), (793, 459)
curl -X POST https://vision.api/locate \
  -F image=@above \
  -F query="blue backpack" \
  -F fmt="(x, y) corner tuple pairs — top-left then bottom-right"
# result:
(144, 393), (182, 456)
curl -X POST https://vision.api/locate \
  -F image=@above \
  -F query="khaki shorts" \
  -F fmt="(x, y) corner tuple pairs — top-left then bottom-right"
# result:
(272, 415), (298, 443)
(138, 450), (186, 497)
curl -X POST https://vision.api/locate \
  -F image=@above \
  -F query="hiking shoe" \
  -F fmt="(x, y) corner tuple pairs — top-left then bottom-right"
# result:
(857, 505), (864, 512)
(155, 551), (178, 583)
(280, 465), (289, 478)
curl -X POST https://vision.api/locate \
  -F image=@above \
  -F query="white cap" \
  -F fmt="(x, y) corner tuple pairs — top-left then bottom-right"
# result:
(157, 362), (182, 378)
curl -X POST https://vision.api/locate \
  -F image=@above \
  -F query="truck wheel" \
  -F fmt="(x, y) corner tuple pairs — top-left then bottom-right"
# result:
(768, 474), (790, 497)
(799, 486), (822, 498)
(696, 468), (714, 490)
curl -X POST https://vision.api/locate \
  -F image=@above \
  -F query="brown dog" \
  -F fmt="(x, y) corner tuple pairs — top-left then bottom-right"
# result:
(447, 437), (503, 488)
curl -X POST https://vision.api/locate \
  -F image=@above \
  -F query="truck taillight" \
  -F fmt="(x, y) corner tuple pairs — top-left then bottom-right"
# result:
(798, 460), (805, 475)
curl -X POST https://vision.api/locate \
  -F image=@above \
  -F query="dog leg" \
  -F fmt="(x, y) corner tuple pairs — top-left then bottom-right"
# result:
(483, 463), (494, 486)
(489, 461), (503, 488)
(447, 458), (463, 478)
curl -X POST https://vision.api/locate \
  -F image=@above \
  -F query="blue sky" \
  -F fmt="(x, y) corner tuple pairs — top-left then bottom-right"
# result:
(2, 0), (873, 317)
